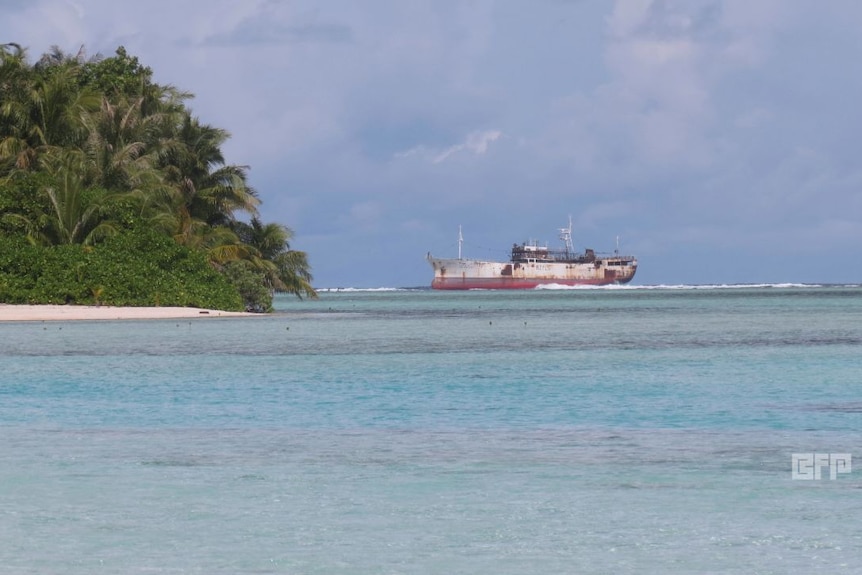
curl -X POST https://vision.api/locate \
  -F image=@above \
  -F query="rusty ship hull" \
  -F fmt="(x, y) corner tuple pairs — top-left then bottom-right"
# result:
(426, 219), (637, 290)
(427, 256), (637, 290)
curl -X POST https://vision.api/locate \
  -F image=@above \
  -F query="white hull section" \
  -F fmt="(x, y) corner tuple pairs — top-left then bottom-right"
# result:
(427, 255), (637, 289)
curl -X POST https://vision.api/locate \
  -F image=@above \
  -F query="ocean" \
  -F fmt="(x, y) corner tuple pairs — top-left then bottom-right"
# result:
(1, 285), (861, 573)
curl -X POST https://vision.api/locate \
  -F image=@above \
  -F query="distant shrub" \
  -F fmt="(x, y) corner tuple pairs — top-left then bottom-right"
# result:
(221, 260), (273, 313)
(0, 229), (243, 310)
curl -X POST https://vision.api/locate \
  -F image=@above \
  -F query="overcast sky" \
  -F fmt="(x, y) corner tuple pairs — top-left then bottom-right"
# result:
(3, 0), (861, 287)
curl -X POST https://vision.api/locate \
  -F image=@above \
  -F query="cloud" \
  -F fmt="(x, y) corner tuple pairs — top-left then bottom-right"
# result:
(203, 8), (354, 47)
(3, 0), (862, 286)
(433, 130), (503, 164)
(395, 130), (503, 164)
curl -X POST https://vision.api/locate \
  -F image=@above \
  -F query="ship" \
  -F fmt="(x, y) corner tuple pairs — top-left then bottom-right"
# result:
(426, 218), (637, 290)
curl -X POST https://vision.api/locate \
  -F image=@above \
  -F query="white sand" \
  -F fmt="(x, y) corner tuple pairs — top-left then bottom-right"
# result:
(0, 304), (254, 322)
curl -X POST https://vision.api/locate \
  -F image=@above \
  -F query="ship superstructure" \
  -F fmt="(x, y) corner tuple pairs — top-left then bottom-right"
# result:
(426, 218), (637, 290)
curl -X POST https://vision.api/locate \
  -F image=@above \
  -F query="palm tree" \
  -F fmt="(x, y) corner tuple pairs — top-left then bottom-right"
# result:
(2, 44), (315, 308)
(0, 46), (99, 173)
(22, 150), (117, 245)
(0, 43), (32, 171)
(145, 113), (259, 265)
(162, 114), (258, 223)
(81, 94), (163, 194)
(233, 217), (317, 299)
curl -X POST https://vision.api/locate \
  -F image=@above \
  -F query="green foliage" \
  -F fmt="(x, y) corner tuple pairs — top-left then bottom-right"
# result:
(232, 217), (317, 299)
(78, 46), (154, 98)
(0, 172), (52, 235)
(0, 229), (243, 310)
(221, 260), (273, 313)
(0, 43), (316, 311)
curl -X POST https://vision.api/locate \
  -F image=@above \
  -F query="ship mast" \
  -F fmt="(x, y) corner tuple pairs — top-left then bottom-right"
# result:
(559, 215), (574, 255)
(458, 225), (463, 260)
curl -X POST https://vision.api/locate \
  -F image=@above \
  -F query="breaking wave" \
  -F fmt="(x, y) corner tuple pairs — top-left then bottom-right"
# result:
(317, 287), (419, 293)
(315, 283), (859, 292)
(534, 283), (830, 291)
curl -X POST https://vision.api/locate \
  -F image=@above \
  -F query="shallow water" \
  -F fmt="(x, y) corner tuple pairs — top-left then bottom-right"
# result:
(1, 286), (861, 573)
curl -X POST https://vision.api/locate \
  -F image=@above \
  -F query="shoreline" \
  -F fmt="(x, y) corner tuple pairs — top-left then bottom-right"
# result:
(0, 304), (255, 322)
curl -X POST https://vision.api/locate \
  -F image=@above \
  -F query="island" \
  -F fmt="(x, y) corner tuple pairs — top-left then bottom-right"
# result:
(0, 44), (316, 313)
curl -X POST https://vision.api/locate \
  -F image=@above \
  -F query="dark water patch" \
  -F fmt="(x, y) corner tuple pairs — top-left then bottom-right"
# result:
(236, 474), (267, 481)
(795, 403), (862, 414)
(140, 459), (208, 468)
(5, 330), (861, 358)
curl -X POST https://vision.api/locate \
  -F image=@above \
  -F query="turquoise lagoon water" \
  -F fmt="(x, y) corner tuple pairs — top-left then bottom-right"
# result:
(1, 285), (861, 573)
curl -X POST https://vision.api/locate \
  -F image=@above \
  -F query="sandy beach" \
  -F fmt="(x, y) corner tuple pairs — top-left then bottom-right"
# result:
(0, 304), (254, 322)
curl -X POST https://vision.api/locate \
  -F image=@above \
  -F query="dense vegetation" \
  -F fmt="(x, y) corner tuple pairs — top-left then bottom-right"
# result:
(0, 44), (316, 311)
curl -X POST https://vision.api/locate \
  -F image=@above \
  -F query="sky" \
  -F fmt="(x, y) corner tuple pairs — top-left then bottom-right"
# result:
(2, 0), (862, 287)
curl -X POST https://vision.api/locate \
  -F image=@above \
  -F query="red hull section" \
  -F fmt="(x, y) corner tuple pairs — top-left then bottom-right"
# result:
(431, 276), (634, 290)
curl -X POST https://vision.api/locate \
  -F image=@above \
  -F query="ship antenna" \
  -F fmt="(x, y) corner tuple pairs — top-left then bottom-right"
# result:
(458, 225), (463, 260)
(559, 215), (574, 255)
